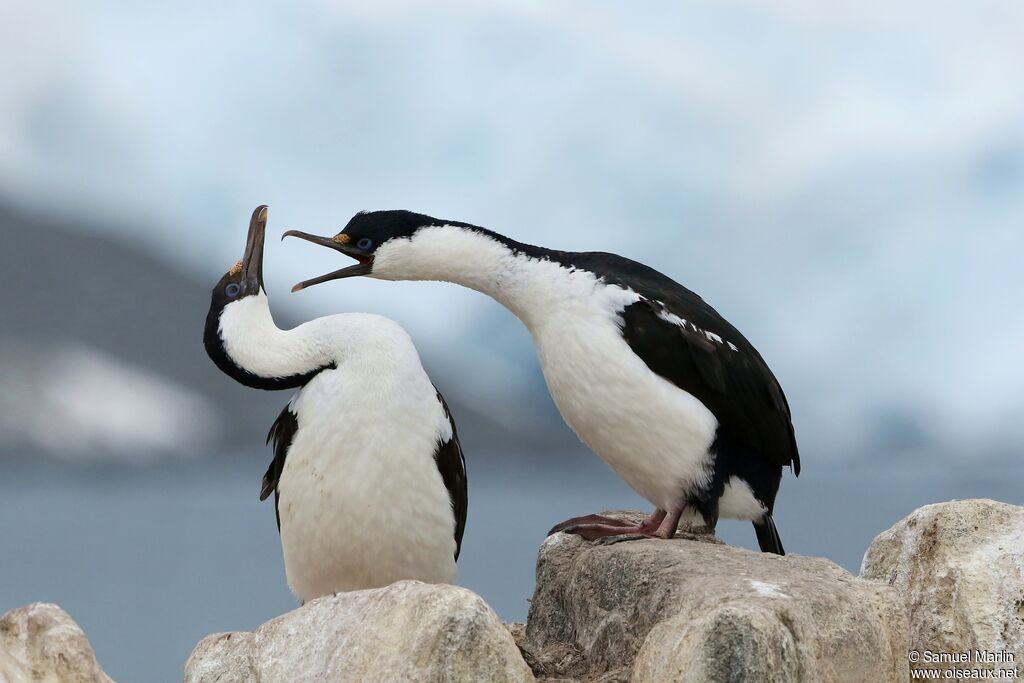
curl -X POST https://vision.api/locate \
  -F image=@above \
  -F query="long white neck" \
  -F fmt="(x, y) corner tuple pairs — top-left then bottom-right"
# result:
(373, 226), (598, 327)
(218, 293), (332, 381)
(213, 294), (430, 396)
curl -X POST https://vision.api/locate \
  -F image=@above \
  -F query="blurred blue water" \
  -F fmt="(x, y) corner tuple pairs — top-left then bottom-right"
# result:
(1, 452), (1020, 682)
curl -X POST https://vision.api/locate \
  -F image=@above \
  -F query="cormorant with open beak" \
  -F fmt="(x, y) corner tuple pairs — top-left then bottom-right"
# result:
(204, 207), (467, 600)
(285, 211), (798, 554)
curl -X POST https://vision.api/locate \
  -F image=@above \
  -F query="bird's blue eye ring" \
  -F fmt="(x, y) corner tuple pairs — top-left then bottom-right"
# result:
(356, 237), (374, 251)
(225, 283), (242, 298)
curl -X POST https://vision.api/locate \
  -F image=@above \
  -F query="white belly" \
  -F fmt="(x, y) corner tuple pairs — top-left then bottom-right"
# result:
(531, 312), (719, 511)
(276, 381), (457, 602)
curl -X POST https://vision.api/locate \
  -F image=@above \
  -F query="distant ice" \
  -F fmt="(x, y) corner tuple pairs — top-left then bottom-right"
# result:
(0, 338), (220, 461)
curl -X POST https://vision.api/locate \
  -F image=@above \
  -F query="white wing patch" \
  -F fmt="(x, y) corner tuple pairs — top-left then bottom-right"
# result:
(653, 300), (740, 352)
(438, 407), (454, 444)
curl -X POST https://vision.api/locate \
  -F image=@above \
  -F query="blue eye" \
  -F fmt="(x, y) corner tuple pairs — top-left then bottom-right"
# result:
(225, 283), (241, 298)
(356, 237), (374, 251)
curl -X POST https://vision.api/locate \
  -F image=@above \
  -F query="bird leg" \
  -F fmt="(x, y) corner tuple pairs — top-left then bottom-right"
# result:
(653, 506), (684, 538)
(549, 509), (668, 540)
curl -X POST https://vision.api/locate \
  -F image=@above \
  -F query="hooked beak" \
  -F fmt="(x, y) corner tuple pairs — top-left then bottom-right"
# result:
(242, 205), (268, 292)
(282, 230), (373, 292)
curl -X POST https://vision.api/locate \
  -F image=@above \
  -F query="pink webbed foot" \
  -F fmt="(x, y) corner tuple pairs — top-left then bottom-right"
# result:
(549, 509), (670, 541)
(564, 523), (654, 541)
(547, 514), (635, 537)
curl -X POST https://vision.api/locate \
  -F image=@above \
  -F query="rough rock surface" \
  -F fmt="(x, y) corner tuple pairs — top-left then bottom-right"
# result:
(0, 602), (114, 683)
(861, 498), (1024, 676)
(520, 513), (908, 683)
(185, 580), (534, 682)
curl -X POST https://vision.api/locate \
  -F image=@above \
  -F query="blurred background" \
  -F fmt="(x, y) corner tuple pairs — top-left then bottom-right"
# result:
(2, 1), (1022, 680)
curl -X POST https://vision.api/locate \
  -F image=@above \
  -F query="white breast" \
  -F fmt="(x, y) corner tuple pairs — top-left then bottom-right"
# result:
(527, 282), (719, 511)
(275, 358), (456, 602)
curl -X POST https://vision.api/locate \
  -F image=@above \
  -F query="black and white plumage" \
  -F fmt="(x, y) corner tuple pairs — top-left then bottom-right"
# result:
(203, 207), (468, 601)
(285, 211), (798, 554)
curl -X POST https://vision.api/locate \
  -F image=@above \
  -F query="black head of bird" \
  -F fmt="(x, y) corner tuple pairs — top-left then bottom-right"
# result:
(211, 204), (268, 306)
(203, 204), (313, 391)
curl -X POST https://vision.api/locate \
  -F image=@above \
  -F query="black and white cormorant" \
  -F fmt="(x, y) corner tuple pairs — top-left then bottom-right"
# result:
(203, 206), (468, 600)
(283, 211), (799, 554)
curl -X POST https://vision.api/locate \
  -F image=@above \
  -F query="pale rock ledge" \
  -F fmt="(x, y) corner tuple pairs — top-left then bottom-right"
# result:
(0, 602), (114, 683)
(518, 514), (909, 683)
(861, 498), (1024, 678)
(184, 580), (535, 682)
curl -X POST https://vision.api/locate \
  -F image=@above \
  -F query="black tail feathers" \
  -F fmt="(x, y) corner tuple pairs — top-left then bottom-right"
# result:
(753, 514), (785, 555)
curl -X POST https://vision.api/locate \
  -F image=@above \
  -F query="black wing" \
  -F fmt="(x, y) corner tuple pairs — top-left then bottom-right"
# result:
(566, 250), (799, 476)
(619, 296), (799, 475)
(434, 389), (468, 561)
(263, 402), (298, 531)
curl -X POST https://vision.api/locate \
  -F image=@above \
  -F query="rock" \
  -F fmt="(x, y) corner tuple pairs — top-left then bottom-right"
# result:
(521, 512), (908, 682)
(185, 631), (256, 683)
(0, 602), (114, 683)
(861, 498), (1024, 677)
(185, 580), (534, 682)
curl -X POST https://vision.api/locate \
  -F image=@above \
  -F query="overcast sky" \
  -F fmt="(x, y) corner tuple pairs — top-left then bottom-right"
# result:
(1, 1), (1022, 460)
